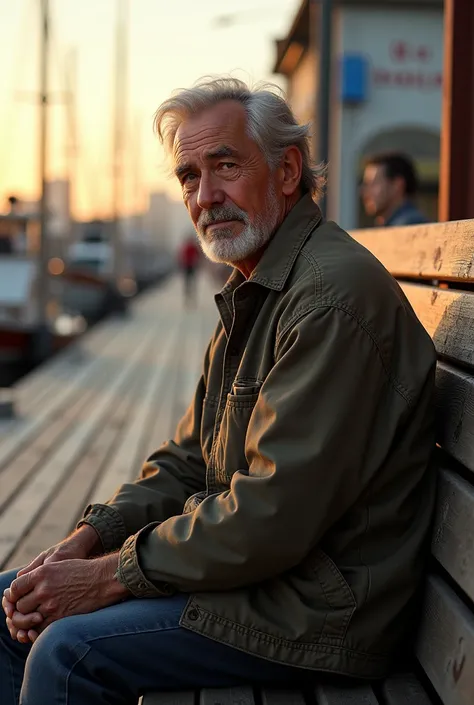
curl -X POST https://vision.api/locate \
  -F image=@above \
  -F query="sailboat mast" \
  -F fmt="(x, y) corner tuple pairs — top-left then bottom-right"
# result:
(64, 48), (78, 251)
(112, 0), (128, 283)
(36, 0), (51, 358)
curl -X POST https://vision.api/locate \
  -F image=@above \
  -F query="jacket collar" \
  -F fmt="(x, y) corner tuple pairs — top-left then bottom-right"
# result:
(248, 194), (322, 291)
(215, 195), (322, 334)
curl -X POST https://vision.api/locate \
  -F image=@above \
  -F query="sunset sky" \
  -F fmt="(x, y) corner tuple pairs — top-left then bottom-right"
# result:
(0, 0), (298, 220)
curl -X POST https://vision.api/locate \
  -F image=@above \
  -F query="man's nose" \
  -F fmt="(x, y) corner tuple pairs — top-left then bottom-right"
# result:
(197, 174), (225, 210)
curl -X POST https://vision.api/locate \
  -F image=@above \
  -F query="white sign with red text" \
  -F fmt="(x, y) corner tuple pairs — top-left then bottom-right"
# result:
(373, 40), (442, 91)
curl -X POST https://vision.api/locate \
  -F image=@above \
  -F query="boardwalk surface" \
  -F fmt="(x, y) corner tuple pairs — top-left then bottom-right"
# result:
(0, 274), (217, 571)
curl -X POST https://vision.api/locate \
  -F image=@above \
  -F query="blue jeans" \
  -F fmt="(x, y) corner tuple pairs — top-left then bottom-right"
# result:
(0, 568), (309, 704)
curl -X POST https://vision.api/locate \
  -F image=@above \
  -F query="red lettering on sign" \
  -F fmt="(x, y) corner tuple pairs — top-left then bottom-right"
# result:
(391, 41), (409, 62)
(372, 69), (442, 90)
(373, 69), (391, 85)
(390, 41), (433, 64)
(417, 46), (431, 61)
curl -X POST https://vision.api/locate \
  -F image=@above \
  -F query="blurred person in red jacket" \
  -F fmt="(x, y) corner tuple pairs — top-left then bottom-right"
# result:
(178, 235), (201, 305)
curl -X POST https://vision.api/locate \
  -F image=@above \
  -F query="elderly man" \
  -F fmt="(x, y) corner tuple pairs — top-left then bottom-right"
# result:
(1, 78), (436, 704)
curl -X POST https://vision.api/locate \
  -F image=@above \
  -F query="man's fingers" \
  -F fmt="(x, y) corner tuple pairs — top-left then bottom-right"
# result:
(9, 569), (36, 602)
(3, 587), (12, 602)
(28, 629), (39, 643)
(2, 595), (15, 619)
(30, 615), (53, 641)
(17, 553), (45, 576)
(10, 609), (43, 631)
(6, 617), (19, 641)
(16, 629), (30, 644)
(16, 593), (41, 616)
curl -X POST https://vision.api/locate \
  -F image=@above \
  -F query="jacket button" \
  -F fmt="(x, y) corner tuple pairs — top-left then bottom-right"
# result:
(138, 582), (147, 590)
(187, 608), (200, 621)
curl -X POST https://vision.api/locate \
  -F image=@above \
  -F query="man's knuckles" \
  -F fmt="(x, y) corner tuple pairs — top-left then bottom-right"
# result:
(40, 598), (57, 614)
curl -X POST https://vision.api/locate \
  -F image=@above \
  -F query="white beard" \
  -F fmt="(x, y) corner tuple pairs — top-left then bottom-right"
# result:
(196, 183), (279, 265)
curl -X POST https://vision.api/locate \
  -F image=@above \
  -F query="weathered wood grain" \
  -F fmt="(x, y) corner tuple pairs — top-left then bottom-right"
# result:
(4, 370), (139, 569)
(0, 327), (156, 567)
(315, 684), (379, 705)
(436, 363), (474, 474)
(400, 283), (474, 368)
(261, 689), (306, 705)
(11, 321), (122, 416)
(0, 313), (146, 469)
(381, 673), (434, 704)
(351, 220), (474, 283)
(89, 320), (179, 504)
(417, 575), (474, 705)
(141, 692), (195, 705)
(431, 469), (474, 604)
(200, 687), (255, 705)
(0, 381), (97, 512)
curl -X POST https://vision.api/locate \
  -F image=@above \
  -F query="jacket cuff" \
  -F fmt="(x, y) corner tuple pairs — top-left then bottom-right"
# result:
(77, 503), (128, 553)
(116, 526), (175, 598)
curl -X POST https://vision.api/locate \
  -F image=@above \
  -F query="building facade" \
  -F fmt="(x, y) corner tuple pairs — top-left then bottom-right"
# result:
(274, 0), (444, 229)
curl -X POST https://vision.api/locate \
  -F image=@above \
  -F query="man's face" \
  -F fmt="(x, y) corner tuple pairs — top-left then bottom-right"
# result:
(173, 101), (281, 264)
(361, 164), (397, 219)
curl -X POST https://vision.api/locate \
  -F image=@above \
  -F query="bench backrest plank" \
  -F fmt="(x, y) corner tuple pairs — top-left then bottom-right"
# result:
(351, 220), (474, 283)
(352, 219), (474, 705)
(417, 575), (474, 705)
(382, 674), (434, 705)
(315, 685), (378, 704)
(262, 690), (306, 705)
(142, 693), (194, 705)
(399, 284), (474, 367)
(432, 468), (474, 602)
(436, 364), (474, 474)
(200, 688), (255, 705)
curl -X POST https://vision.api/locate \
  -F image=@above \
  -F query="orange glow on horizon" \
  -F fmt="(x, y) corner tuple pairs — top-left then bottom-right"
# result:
(0, 0), (293, 221)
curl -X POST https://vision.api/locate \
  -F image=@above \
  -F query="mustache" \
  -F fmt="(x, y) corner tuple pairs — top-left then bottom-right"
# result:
(198, 205), (248, 231)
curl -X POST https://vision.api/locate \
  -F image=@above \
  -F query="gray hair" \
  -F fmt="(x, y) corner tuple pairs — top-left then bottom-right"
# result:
(154, 77), (325, 199)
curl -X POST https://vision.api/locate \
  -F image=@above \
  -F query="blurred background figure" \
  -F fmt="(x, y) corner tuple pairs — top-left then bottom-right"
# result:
(178, 235), (201, 306)
(361, 153), (428, 227)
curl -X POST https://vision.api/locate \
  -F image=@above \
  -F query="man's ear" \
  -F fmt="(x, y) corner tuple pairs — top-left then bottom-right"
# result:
(280, 146), (303, 196)
(393, 175), (407, 198)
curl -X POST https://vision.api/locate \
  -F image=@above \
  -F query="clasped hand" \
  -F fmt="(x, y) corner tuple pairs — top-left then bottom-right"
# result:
(3, 557), (118, 643)
(2, 527), (125, 644)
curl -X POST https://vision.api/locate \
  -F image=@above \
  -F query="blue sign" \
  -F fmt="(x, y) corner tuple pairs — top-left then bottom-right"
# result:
(340, 54), (369, 104)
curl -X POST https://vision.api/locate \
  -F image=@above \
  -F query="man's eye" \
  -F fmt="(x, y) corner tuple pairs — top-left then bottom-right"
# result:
(220, 162), (236, 170)
(182, 173), (197, 184)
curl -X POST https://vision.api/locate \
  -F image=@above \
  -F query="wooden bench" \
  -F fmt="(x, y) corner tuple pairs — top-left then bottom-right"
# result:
(142, 220), (474, 705)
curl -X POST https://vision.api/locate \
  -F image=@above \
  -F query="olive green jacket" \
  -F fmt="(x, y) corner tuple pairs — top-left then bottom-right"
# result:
(81, 195), (437, 679)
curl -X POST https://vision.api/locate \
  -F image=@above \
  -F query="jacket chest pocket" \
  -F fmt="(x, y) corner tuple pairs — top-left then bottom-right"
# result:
(213, 381), (261, 485)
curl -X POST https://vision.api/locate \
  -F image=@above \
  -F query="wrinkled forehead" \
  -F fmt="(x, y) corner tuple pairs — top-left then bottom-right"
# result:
(172, 100), (258, 165)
